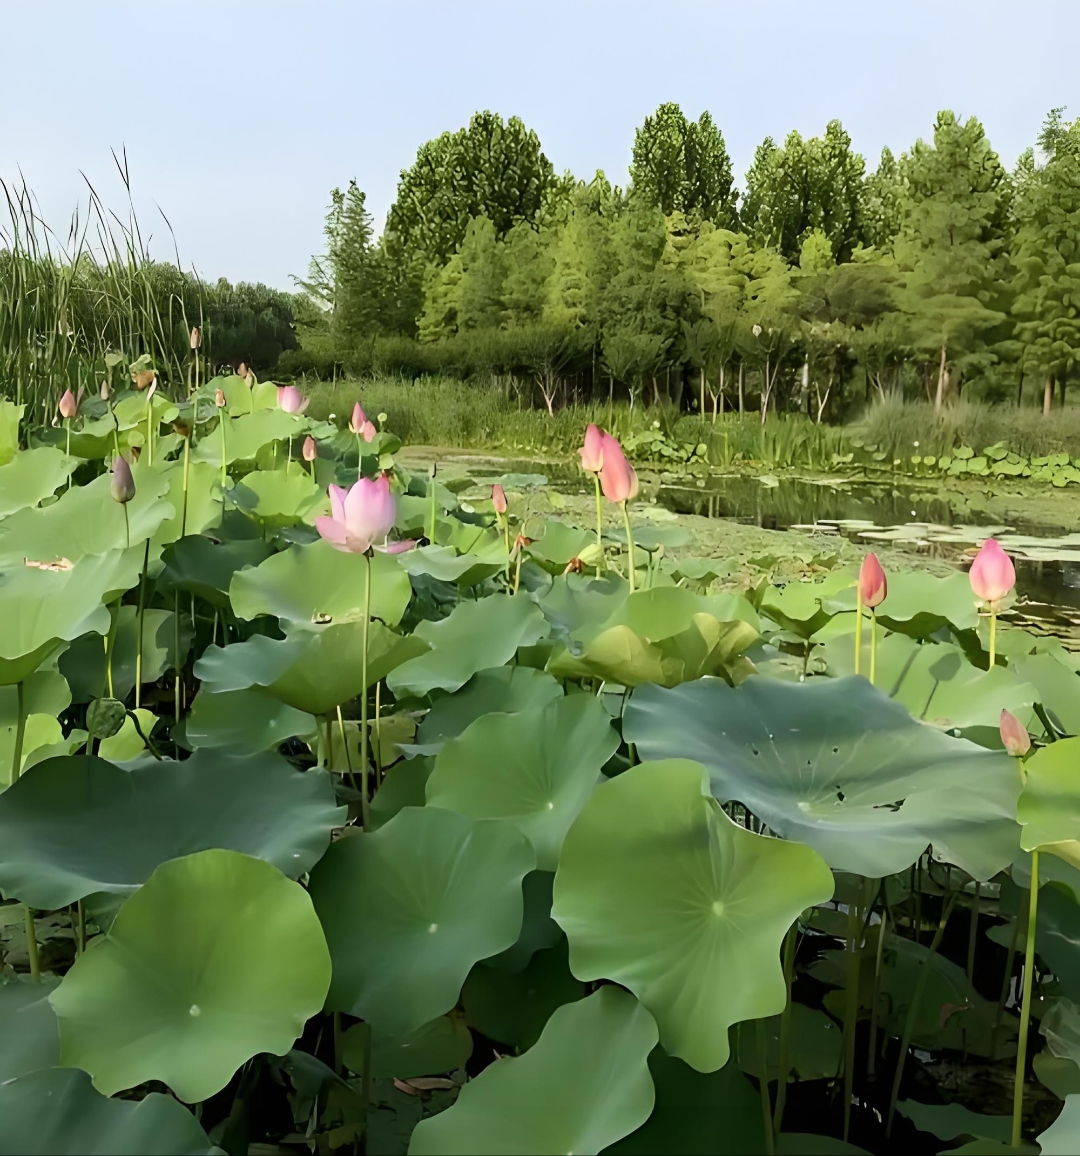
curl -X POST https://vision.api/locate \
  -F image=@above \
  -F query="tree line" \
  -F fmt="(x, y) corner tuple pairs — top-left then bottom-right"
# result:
(294, 105), (1080, 422)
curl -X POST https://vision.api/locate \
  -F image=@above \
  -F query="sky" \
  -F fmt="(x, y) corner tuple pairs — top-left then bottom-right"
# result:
(1, 1), (1076, 290)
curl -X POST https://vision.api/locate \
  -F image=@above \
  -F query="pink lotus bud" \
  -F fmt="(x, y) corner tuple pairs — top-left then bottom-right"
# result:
(579, 424), (604, 473)
(58, 389), (78, 419)
(277, 385), (309, 415)
(302, 436), (317, 462)
(315, 474), (398, 555)
(598, 432), (638, 503)
(1000, 709), (1031, 757)
(361, 420), (377, 443)
(491, 483), (507, 514)
(110, 456), (136, 504)
(214, 388), (226, 408)
(858, 553), (887, 609)
(190, 326), (201, 350)
(350, 402), (368, 433)
(969, 539), (1016, 604)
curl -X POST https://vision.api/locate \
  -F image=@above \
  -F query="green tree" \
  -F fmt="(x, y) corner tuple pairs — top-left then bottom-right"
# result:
(862, 148), (905, 250)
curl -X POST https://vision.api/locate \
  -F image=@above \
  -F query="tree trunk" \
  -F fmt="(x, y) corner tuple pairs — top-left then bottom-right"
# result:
(738, 363), (744, 415)
(933, 343), (947, 414)
(700, 367), (706, 417)
(1044, 374), (1055, 417)
(1017, 366), (1025, 408)
(1060, 374), (1067, 409)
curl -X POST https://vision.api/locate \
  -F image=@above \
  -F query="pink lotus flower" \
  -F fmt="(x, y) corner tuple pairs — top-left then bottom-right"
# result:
(491, 483), (507, 515)
(190, 326), (201, 350)
(969, 539), (1015, 604)
(349, 402), (367, 433)
(214, 388), (226, 408)
(58, 389), (78, 419)
(277, 385), (309, 415)
(858, 553), (887, 609)
(110, 456), (136, 504)
(302, 435), (317, 462)
(315, 475), (415, 555)
(579, 424), (604, 473)
(999, 709), (1031, 757)
(361, 419), (377, 443)
(598, 433), (638, 503)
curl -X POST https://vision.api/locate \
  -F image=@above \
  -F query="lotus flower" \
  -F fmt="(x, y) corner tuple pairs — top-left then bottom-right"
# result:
(350, 402), (368, 433)
(99, 380), (110, 400)
(579, 424), (604, 473)
(970, 539), (1015, 604)
(190, 326), (201, 350)
(214, 388), (226, 408)
(110, 456), (136, 504)
(491, 483), (507, 515)
(58, 389), (78, 419)
(277, 385), (309, 415)
(598, 433), (638, 503)
(858, 553), (887, 609)
(302, 436), (317, 462)
(1000, 709), (1031, 757)
(315, 475), (414, 555)
(361, 419), (377, 443)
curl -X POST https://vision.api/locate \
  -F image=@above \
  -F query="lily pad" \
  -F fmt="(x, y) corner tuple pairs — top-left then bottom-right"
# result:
(552, 759), (834, 1072)
(1018, 738), (1080, 869)
(625, 677), (1023, 880)
(0, 977), (59, 1081)
(191, 408), (302, 465)
(0, 446), (76, 517)
(309, 805), (534, 1035)
(417, 666), (564, 748)
(427, 694), (618, 870)
(50, 849), (331, 1101)
(159, 535), (273, 609)
(0, 750), (344, 907)
(185, 687), (316, 751)
(824, 570), (980, 636)
(408, 987), (657, 1156)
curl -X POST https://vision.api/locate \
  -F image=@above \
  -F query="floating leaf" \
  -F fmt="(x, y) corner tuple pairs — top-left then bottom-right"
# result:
(0, 978), (59, 1081)
(1018, 738), (1080, 869)
(159, 535), (273, 609)
(0, 446), (76, 517)
(185, 687), (315, 751)
(417, 666), (563, 748)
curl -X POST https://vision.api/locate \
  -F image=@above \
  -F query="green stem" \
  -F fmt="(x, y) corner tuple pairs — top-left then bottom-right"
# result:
(428, 467), (437, 542)
(219, 413), (227, 489)
(773, 925), (798, 1133)
(502, 516), (512, 587)
(65, 420), (71, 487)
(11, 681), (25, 782)
(360, 552), (372, 830)
(621, 500), (636, 593)
(288, 433), (293, 469)
(757, 1018), (775, 1156)
(854, 586), (863, 675)
(174, 589), (182, 726)
(122, 501), (130, 551)
(134, 539), (149, 710)
(867, 901), (887, 1077)
(180, 433), (190, 536)
(842, 893), (861, 1143)
(1012, 850), (1040, 1148)
(594, 474), (604, 576)
(105, 602), (119, 699)
(146, 397), (153, 466)
(869, 609), (878, 687)
(336, 703), (359, 797)
(993, 917), (1021, 1062)
(966, 882), (981, 986)
(989, 603), (997, 668)
(24, 906), (39, 982)
(374, 681), (383, 784)
(76, 899), (86, 955)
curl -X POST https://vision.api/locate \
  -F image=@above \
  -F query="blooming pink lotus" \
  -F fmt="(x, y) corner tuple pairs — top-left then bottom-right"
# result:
(491, 483), (507, 515)
(858, 553), (887, 608)
(969, 539), (1015, 604)
(315, 475), (415, 555)
(58, 389), (78, 419)
(277, 385), (309, 415)
(350, 402), (368, 433)
(110, 456), (136, 504)
(579, 424), (604, 473)
(598, 433), (638, 503)
(302, 436), (317, 463)
(999, 709), (1031, 757)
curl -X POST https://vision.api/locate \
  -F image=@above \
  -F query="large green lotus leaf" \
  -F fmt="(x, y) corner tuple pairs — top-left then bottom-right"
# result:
(0, 548), (141, 684)
(231, 468), (325, 527)
(230, 537), (411, 626)
(484, 870), (561, 973)
(625, 677), (1022, 880)
(112, 390), (179, 432)
(152, 460), (222, 546)
(537, 573), (630, 640)
(761, 571), (853, 639)
(461, 940), (585, 1051)
(822, 631), (1039, 744)
(0, 1067), (213, 1156)
(159, 534), (273, 608)
(0, 446), (76, 517)
(526, 520), (595, 573)
(571, 586), (761, 642)
(50, 849), (331, 1101)
(552, 759), (833, 1072)
(35, 413), (116, 460)
(736, 1002), (843, 1083)
(0, 714), (63, 785)
(342, 1014), (474, 1079)
(0, 667), (70, 724)
(370, 757), (434, 830)
(0, 978), (59, 1081)
(605, 1050), (767, 1156)
(98, 708), (157, 761)
(409, 987), (656, 1156)
(214, 373), (254, 413)
(192, 632), (309, 693)
(191, 408), (304, 465)
(0, 400), (22, 465)
(387, 594), (548, 698)
(417, 666), (564, 748)
(399, 542), (508, 586)
(1012, 653), (1080, 737)
(1018, 738), (1080, 869)
(0, 750), (344, 907)
(427, 695), (618, 870)
(1039, 1097), (1080, 1155)
(823, 569), (980, 636)
(309, 805), (534, 1035)
(186, 687), (315, 750)
(434, 518), (509, 585)
(1043, 999), (1080, 1067)
(897, 1101), (1011, 1144)
(0, 465), (171, 566)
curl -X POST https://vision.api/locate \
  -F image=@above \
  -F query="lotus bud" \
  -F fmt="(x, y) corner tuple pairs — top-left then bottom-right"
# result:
(1000, 709), (1031, 757)
(491, 484), (507, 515)
(858, 553), (887, 609)
(969, 539), (1016, 604)
(361, 419), (377, 443)
(214, 388), (226, 408)
(58, 389), (78, 419)
(598, 433), (638, 503)
(302, 435), (317, 462)
(579, 424), (604, 473)
(277, 385), (309, 414)
(100, 380), (110, 400)
(190, 326), (201, 350)
(350, 402), (368, 433)
(752, 323), (763, 337)
(110, 455), (136, 504)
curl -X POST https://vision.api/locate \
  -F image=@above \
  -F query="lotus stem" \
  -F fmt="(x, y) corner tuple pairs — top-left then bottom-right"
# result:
(24, 906), (39, 982)
(76, 900), (85, 954)
(513, 546), (523, 595)
(219, 413), (227, 489)
(65, 419), (71, 488)
(288, 434), (293, 469)
(867, 901), (888, 1076)
(11, 681), (25, 782)
(842, 894), (861, 1142)
(757, 1018), (775, 1156)
(360, 552), (372, 830)
(355, 431), (362, 483)
(134, 539), (149, 710)
(503, 517), (512, 587)
(180, 432), (190, 536)
(428, 468), (437, 543)
(146, 397), (153, 466)
(374, 681), (382, 783)
(773, 925), (798, 1132)
(122, 501), (130, 551)
(174, 589), (182, 726)
(105, 603), (119, 699)
(966, 882), (981, 986)
(869, 609), (878, 687)
(1012, 851), (1040, 1148)
(854, 586), (863, 675)
(594, 475), (604, 576)
(993, 918), (1020, 1061)
(989, 603), (997, 668)
(336, 704), (359, 797)
(621, 501), (636, 593)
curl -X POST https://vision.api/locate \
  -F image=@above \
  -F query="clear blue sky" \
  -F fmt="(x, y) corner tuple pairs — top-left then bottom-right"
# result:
(2, 1), (1075, 289)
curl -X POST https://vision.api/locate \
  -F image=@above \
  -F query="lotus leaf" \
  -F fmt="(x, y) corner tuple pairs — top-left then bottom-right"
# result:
(417, 666), (563, 748)
(1039, 1097), (1080, 1155)
(158, 534), (273, 608)
(191, 408), (304, 465)
(343, 1014), (474, 1080)
(1018, 737), (1080, 869)
(185, 687), (315, 750)
(0, 446), (76, 517)
(0, 977), (59, 1081)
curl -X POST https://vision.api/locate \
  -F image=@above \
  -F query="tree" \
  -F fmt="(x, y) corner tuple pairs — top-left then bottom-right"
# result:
(862, 148), (905, 250)
(630, 104), (737, 227)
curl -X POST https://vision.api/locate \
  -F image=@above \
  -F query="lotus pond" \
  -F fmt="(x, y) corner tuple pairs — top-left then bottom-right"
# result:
(1, 377), (1079, 1156)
